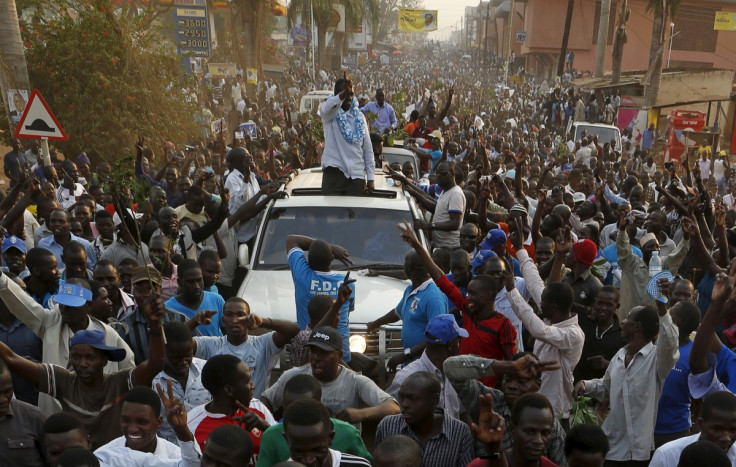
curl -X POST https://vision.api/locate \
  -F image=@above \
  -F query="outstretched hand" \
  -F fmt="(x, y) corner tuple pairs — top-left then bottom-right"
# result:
(510, 355), (560, 379)
(397, 220), (421, 248)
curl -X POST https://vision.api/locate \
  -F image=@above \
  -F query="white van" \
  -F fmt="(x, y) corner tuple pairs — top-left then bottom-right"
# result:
(299, 90), (334, 115)
(571, 122), (622, 152)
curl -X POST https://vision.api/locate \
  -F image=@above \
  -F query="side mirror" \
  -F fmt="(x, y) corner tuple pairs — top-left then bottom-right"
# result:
(238, 243), (250, 267)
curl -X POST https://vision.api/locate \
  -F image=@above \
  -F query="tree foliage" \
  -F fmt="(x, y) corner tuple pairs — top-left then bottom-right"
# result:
(18, 0), (199, 159)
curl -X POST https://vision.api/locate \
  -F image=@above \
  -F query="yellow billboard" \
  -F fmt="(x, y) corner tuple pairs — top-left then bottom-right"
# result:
(398, 9), (438, 33)
(714, 11), (736, 31)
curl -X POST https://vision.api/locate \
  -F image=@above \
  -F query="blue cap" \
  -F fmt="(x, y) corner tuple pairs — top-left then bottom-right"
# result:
(2, 235), (26, 254)
(479, 229), (507, 250)
(425, 314), (469, 344)
(470, 249), (497, 270)
(70, 330), (127, 362)
(562, 163), (573, 172)
(53, 283), (93, 307)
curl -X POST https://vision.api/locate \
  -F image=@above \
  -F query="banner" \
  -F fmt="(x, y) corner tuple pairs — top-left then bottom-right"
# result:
(398, 9), (438, 33)
(207, 63), (237, 79)
(714, 11), (736, 31)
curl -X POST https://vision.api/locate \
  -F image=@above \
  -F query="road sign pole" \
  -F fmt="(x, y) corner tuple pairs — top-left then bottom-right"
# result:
(40, 138), (50, 167)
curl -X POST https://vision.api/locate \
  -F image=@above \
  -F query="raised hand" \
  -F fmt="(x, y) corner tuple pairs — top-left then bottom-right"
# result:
(242, 313), (263, 330)
(715, 203), (726, 227)
(471, 394), (505, 447)
(555, 227), (573, 254)
(511, 354), (560, 379)
(156, 379), (189, 433)
(509, 217), (525, 251)
(331, 244), (353, 268)
(712, 272), (733, 303)
(397, 220), (421, 248)
(192, 309), (217, 326)
(338, 271), (355, 304)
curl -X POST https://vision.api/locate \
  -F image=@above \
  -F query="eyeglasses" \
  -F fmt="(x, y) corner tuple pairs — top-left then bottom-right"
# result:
(460, 235), (477, 239)
(436, 170), (450, 176)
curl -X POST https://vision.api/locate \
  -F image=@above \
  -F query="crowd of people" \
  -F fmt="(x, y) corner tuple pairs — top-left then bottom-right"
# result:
(2, 43), (736, 467)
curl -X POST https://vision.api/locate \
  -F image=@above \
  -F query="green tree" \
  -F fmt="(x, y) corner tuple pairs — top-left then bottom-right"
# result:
(18, 0), (199, 158)
(288, 0), (379, 70)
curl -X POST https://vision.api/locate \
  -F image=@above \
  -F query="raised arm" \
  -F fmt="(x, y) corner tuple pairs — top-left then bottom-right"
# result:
(0, 337), (43, 385)
(397, 220), (444, 280)
(132, 293), (166, 387)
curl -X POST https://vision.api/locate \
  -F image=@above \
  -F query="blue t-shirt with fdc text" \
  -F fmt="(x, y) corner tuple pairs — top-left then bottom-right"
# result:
(288, 248), (355, 362)
(165, 291), (224, 336)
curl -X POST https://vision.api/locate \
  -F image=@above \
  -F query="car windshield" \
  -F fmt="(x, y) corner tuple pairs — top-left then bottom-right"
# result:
(255, 206), (413, 270)
(575, 125), (620, 149)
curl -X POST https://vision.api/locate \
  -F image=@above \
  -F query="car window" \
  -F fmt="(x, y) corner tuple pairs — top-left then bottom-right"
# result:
(575, 125), (620, 149)
(255, 206), (412, 269)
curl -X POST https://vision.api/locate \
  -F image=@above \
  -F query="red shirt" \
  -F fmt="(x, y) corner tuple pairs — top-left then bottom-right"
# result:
(435, 275), (517, 387)
(499, 222), (536, 262)
(188, 400), (273, 466)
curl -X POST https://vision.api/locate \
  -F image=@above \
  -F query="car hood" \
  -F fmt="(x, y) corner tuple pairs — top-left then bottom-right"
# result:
(238, 270), (409, 325)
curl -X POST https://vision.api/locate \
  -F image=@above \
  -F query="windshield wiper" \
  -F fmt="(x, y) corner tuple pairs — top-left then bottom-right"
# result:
(354, 263), (404, 270)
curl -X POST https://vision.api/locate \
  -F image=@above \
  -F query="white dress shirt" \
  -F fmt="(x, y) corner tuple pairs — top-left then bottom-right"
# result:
(507, 288), (584, 420)
(94, 435), (201, 466)
(320, 94), (374, 181)
(650, 433), (736, 467)
(584, 313), (679, 462)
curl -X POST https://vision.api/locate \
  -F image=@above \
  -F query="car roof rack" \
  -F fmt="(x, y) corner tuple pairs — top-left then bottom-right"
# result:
(290, 188), (398, 199)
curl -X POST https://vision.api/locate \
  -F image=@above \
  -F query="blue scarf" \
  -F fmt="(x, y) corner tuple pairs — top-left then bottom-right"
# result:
(335, 97), (365, 144)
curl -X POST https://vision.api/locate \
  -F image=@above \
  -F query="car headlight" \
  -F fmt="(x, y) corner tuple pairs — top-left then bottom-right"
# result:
(349, 335), (367, 354)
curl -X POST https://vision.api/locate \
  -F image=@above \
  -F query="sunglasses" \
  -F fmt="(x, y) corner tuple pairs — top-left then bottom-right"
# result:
(436, 170), (451, 176)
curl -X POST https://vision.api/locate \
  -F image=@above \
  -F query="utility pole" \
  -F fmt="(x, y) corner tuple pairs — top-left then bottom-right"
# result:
(507, 0), (515, 60)
(483, 1), (491, 68)
(595, 0), (611, 77)
(0, 0), (31, 138)
(557, 0), (575, 78)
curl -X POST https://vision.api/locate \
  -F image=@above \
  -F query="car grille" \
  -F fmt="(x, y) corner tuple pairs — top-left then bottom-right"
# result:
(350, 325), (403, 357)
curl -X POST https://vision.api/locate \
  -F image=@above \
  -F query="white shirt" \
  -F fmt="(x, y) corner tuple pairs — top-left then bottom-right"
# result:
(224, 168), (261, 242)
(584, 313), (679, 462)
(698, 158), (712, 179)
(56, 183), (87, 210)
(94, 435), (201, 467)
(650, 433), (736, 467)
(507, 288), (584, 420)
(320, 94), (375, 181)
(494, 277), (530, 352)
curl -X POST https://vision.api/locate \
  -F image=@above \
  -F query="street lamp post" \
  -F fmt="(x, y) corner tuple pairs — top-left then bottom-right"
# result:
(667, 23), (680, 69)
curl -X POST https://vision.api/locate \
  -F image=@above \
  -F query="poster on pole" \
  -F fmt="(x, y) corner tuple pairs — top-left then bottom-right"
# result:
(7, 89), (29, 123)
(246, 68), (258, 85)
(399, 9), (438, 32)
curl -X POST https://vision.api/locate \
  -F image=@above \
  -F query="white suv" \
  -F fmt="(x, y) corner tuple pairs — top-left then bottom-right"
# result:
(236, 167), (427, 377)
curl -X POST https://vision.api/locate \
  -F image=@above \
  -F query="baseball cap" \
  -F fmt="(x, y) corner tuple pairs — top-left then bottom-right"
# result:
(470, 249), (497, 270)
(2, 235), (26, 254)
(131, 266), (162, 286)
(53, 283), (93, 307)
(480, 229), (507, 250)
(425, 314), (469, 344)
(70, 330), (127, 362)
(573, 192), (586, 203)
(306, 326), (343, 352)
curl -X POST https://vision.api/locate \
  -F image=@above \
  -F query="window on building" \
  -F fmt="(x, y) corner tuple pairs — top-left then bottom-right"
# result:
(593, 1), (617, 46)
(672, 5), (718, 53)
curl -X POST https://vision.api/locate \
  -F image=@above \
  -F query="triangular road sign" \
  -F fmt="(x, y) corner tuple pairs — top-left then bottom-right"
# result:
(14, 89), (68, 141)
